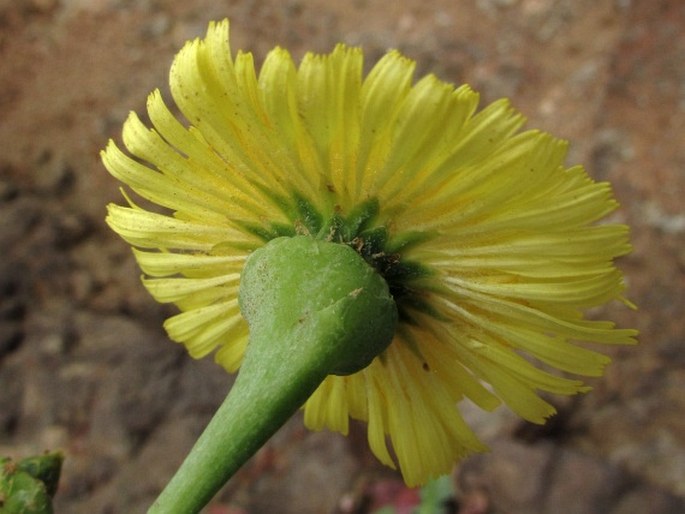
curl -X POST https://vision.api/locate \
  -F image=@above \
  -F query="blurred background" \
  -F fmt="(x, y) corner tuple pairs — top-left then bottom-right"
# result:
(0, 0), (683, 512)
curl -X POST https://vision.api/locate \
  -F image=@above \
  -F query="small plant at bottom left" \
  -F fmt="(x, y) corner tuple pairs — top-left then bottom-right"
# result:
(0, 451), (63, 514)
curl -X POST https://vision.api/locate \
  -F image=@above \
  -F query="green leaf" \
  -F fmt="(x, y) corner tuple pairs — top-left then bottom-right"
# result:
(416, 475), (455, 514)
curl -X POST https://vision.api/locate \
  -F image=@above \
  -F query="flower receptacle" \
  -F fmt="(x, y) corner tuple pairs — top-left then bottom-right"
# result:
(239, 235), (398, 376)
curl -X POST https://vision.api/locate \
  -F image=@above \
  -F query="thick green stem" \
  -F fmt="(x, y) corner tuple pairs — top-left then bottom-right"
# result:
(147, 327), (327, 513)
(148, 236), (397, 513)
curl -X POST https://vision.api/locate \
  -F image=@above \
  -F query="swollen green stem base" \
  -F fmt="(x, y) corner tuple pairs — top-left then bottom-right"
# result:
(148, 236), (397, 513)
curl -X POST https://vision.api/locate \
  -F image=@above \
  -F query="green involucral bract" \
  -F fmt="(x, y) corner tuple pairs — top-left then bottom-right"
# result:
(239, 235), (399, 376)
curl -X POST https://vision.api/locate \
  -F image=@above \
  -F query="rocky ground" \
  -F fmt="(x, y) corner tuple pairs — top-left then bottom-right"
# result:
(0, 0), (683, 513)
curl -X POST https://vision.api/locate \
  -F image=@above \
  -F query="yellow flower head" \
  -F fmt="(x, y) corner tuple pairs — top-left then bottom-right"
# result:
(103, 20), (637, 486)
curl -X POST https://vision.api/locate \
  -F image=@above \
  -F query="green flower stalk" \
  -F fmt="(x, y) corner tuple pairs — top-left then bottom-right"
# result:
(150, 236), (397, 512)
(102, 19), (637, 512)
